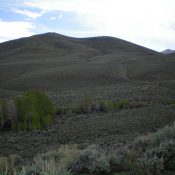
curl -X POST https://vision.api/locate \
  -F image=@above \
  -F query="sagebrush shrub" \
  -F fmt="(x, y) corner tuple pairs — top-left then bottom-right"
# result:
(149, 140), (175, 170)
(70, 145), (110, 174)
(75, 97), (94, 114)
(133, 123), (175, 151)
(33, 145), (77, 172)
(107, 147), (125, 172)
(0, 155), (22, 175)
(137, 152), (164, 175)
(133, 123), (175, 173)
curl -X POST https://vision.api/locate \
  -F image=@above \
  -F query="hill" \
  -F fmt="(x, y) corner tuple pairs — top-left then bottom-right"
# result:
(162, 49), (175, 55)
(0, 33), (175, 160)
(0, 32), (174, 92)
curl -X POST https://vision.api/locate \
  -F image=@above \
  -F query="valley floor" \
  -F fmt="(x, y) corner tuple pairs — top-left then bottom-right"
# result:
(0, 81), (175, 158)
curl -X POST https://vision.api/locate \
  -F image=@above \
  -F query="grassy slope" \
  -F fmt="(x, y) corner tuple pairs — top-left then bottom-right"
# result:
(0, 33), (174, 91)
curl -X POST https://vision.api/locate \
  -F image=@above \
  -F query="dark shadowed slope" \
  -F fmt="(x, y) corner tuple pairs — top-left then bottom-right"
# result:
(0, 32), (174, 91)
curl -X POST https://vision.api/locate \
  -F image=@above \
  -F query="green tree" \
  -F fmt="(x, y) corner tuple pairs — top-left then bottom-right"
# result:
(14, 90), (55, 130)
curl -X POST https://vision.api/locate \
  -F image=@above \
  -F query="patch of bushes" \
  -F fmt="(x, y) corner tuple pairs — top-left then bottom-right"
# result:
(136, 152), (164, 175)
(56, 97), (131, 115)
(24, 145), (77, 175)
(74, 98), (130, 114)
(132, 123), (175, 174)
(0, 90), (55, 131)
(133, 123), (175, 152)
(1, 122), (175, 175)
(73, 97), (95, 114)
(70, 145), (110, 174)
(98, 99), (116, 112)
(55, 96), (149, 116)
(107, 147), (126, 172)
(0, 145), (76, 175)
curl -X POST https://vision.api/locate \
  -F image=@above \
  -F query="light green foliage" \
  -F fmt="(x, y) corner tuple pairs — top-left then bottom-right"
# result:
(13, 90), (54, 130)
(31, 113), (42, 130)
(98, 99), (115, 112)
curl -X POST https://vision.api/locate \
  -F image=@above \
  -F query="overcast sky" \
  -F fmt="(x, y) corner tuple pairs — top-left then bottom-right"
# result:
(0, 0), (175, 51)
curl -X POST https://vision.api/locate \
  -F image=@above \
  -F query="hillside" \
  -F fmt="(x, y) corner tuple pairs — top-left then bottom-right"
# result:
(1, 32), (175, 92)
(0, 33), (175, 162)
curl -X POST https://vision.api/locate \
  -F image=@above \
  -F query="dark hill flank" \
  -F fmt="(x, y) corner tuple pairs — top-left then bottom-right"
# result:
(0, 32), (174, 91)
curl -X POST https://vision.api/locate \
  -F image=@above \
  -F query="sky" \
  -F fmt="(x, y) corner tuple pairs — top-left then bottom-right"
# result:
(0, 0), (175, 51)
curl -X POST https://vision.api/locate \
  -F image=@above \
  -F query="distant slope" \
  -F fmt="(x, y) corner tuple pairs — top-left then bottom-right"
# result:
(73, 36), (157, 55)
(0, 32), (174, 91)
(162, 49), (175, 55)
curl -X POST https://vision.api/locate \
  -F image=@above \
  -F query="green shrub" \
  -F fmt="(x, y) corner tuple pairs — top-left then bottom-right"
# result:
(133, 123), (175, 152)
(133, 123), (175, 172)
(73, 98), (117, 114)
(13, 90), (55, 130)
(22, 145), (76, 175)
(56, 98), (132, 115)
(146, 140), (175, 170)
(70, 145), (110, 174)
(115, 99), (129, 110)
(107, 148), (125, 172)
(98, 99), (115, 112)
(75, 97), (94, 114)
(136, 152), (164, 175)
